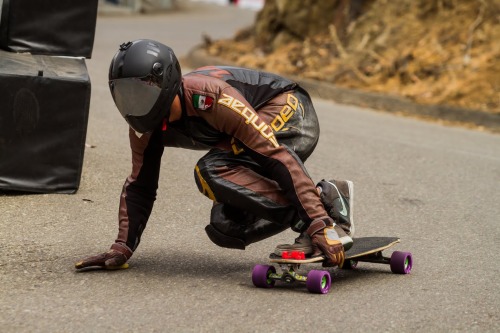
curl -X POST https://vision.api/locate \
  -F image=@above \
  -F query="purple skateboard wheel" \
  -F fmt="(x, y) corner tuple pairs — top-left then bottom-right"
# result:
(306, 270), (331, 294)
(390, 251), (413, 274)
(252, 264), (276, 288)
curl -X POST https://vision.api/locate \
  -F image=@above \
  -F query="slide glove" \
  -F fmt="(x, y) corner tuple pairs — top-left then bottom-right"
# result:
(307, 218), (345, 268)
(75, 243), (132, 270)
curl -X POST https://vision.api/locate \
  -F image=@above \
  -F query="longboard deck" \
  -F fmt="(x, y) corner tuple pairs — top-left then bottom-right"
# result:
(269, 236), (400, 264)
(346, 236), (400, 259)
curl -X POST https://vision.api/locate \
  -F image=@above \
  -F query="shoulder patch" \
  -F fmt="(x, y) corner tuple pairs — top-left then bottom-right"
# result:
(193, 94), (214, 111)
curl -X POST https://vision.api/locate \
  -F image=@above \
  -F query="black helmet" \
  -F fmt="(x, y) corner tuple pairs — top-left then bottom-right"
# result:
(109, 39), (182, 133)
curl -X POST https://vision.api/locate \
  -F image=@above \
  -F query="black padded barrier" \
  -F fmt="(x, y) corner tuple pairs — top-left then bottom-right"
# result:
(0, 50), (91, 193)
(0, 0), (98, 58)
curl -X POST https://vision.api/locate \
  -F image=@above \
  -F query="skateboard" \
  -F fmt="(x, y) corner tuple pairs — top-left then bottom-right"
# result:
(252, 237), (413, 294)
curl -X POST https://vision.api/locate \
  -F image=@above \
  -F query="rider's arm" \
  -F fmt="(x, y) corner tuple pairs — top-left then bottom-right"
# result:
(114, 127), (165, 254)
(75, 127), (164, 269)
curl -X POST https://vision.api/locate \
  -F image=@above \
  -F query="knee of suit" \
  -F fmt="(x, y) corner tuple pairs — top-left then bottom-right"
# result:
(194, 165), (216, 201)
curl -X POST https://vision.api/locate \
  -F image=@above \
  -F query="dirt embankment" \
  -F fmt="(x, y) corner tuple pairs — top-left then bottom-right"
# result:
(203, 0), (499, 115)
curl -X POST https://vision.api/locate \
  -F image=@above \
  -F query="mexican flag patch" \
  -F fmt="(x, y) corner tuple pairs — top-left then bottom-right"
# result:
(193, 94), (214, 111)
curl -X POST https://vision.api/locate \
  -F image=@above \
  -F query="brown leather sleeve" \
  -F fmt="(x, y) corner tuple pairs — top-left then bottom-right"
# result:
(114, 127), (164, 252)
(202, 86), (329, 224)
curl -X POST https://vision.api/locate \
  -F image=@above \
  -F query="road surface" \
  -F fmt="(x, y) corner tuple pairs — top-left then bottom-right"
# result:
(1, 2), (499, 332)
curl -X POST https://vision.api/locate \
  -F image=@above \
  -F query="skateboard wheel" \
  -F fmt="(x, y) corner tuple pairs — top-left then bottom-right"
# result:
(252, 265), (276, 288)
(306, 270), (331, 294)
(390, 251), (413, 274)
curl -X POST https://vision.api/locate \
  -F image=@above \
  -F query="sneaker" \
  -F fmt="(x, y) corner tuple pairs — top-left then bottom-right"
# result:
(318, 179), (355, 236)
(273, 232), (313, 256)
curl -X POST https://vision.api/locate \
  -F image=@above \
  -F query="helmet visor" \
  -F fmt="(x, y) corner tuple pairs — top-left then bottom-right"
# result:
(110, 76), (162, 118)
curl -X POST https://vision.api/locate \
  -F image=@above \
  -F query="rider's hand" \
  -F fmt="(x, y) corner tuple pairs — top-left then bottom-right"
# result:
(75, 243), (133, 270)
(307, 218), (345, 268)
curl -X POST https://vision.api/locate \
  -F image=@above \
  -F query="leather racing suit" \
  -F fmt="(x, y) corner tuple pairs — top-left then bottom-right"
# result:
(114, 66), (332, 254)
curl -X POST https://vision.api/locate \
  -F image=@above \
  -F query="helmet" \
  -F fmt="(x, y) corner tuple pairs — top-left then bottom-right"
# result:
(108, 39), (182, 133)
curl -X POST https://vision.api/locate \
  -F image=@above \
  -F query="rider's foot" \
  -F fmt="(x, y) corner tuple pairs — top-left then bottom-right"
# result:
(273, 222), (353, 257)
(273, 232), (313, 256)
(273, 179), (354, 256)
(317, 179), (355, 236)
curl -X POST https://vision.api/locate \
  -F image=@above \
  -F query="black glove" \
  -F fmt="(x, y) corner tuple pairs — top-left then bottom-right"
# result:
(75, 243), (133, 270)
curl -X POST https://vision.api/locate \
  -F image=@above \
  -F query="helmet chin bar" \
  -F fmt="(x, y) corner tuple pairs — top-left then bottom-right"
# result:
(125, 90), (171, 133)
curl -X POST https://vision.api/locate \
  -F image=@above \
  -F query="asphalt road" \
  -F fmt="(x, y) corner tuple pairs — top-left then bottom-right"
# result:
(1, 2), (499, 332)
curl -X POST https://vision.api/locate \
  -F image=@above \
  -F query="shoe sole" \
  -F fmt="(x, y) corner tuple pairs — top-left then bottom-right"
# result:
(346, 180), (354, 237)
